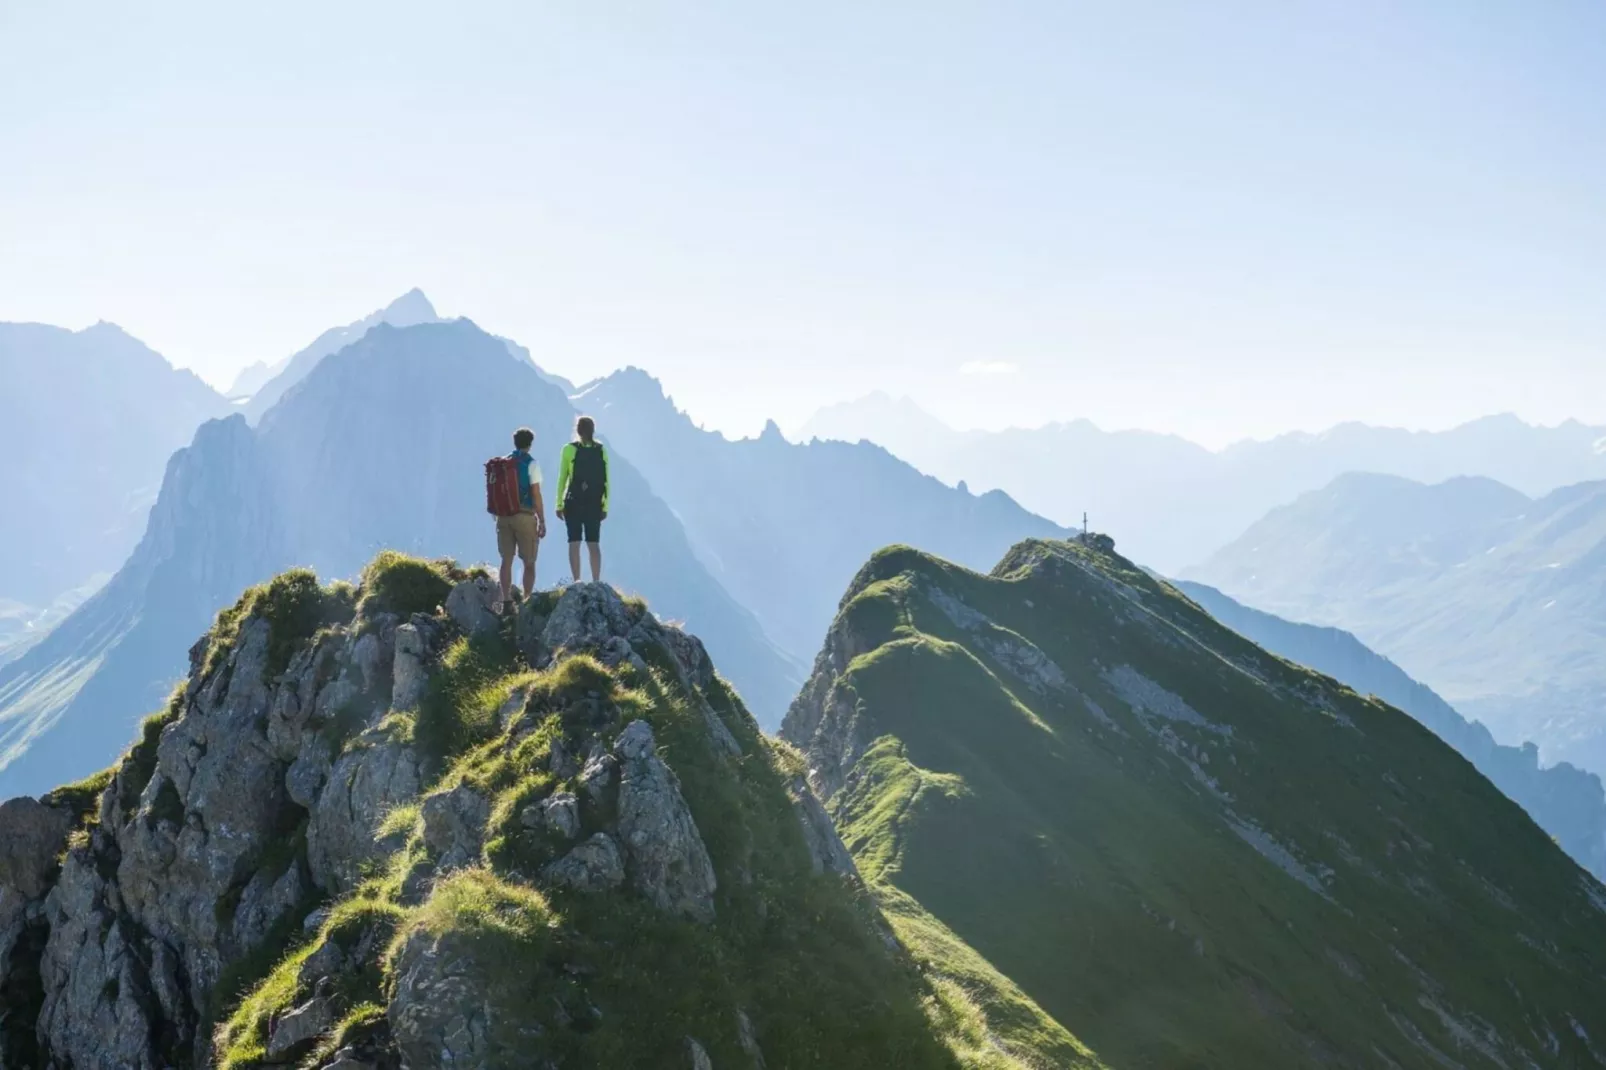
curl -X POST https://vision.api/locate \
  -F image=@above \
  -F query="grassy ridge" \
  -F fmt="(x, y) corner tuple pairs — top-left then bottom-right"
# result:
(199, 553), (1089, 1068)
(796, 539), (1606, 1069)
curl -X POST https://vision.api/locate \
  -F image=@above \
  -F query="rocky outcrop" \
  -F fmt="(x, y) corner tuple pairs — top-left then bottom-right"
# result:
(7, 573), (455, 1069)
(614, 720), (719, 922)
(0, 568), (853, 1069)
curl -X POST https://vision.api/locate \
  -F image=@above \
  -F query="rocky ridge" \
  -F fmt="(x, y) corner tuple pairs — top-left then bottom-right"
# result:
(0, 552), (1062, 1070)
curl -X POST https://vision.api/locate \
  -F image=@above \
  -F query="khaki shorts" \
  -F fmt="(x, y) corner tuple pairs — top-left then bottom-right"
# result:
(496, 512), (540, 562)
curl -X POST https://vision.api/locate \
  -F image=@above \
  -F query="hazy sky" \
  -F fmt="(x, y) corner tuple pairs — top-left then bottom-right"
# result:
(3, 1), (1603, 446)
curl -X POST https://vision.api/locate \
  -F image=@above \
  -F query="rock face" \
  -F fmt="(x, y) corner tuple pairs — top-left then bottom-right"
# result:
(0, 568), (876, 1070)
(613, 720), (719, 922)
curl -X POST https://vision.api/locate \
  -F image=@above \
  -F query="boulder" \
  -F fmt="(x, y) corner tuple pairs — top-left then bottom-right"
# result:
(543, 833), (625, 893)
(0, 798), (73, 902)
(541, 583), (633, 657)
(613, 721), (717, 922)
(267, 993), (336, 1060)
(392, 623), (430, 711)
(446, 575), (502, 637)
(522, 791), (580, 840)
(421, 786), (491, 874)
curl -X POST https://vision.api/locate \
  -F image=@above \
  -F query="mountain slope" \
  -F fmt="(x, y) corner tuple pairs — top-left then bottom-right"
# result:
(1184, 473), (1606, 775)
(0, 320), (799, 799)
(784, 537), (1606, 1069)
(0, 561), (1093, 1069)
(1176, 579), (1606, 879)
(798, 395), (1606, 572)
(579, 368), (1070, 662)
(0, 321), (229, 608)
(240, 288), (440, 418)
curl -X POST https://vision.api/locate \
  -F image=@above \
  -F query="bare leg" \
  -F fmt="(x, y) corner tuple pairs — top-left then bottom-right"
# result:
(568, 542), (582, 583)
(588, 542), (602, 583)
(499, 555), (514, 607)
(522, 556), (536, 597)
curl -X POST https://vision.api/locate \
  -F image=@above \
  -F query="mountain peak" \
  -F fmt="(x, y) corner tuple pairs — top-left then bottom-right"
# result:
(0, 559), (1063, 1069)
(381, 287), (437, 325)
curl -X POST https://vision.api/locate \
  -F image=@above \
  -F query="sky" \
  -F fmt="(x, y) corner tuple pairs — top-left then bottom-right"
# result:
(2, 1), (1603, 447)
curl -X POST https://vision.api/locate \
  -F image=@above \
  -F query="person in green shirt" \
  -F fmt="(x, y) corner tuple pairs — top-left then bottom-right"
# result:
(556, 415), (609, 583)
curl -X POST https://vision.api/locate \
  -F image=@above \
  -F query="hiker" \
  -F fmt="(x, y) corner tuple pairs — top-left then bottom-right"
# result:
(489, 427), (546, 610)
(557, 415), (609, 583)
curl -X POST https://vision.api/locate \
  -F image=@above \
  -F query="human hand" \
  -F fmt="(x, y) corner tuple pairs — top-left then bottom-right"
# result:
(557, 509), (566, 520)
(601, 510), (608, 521)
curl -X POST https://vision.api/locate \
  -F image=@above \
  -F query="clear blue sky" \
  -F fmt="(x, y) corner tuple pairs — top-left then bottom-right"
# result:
(3, 1), (1602, 445)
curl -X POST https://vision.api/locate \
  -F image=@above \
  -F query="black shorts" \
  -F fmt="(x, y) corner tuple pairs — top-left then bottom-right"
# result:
(564, 505), (603, 544)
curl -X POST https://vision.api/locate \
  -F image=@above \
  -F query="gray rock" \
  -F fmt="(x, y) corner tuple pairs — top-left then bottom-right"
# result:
(422, 786), (491, 874)
(0, 797), (73, 901)
(522, 791), (580, 840)
(323, 1054), (379, 1070)
(543, 833), (625, 893)
(308, 726), (424, 894)
(231, 860), (308, 953)
(787, 777), (860, 880)
(497, 684), (531, 731)
(286, 732), (336, 809)
(737, 1008), (767, 1069)
(298, 938), (347, 990)
(350, 628), (393, 694)
(541, 583), (633, 657)
(389, 929), (496, 1069)
(392, 622), (429, 711)
(446, 575), (502, 637)
(579, 750), (617, 804)
(268, 994), (336, 1059)
(613, 721), (718, 922)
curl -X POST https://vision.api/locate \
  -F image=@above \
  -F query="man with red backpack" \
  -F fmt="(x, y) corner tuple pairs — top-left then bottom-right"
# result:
(486, 426), (546, 611)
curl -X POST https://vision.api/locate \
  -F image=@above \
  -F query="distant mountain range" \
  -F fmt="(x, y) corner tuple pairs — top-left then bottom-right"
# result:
(0, 321), (230, 614)
(238, 288), (441, 416)
(1177, 579), (1606, 878)
(1184, 472), (1606, 776)
(576, 368), (1070, 663)
(799, 393), (1606, 572)
(0, 320), (800, 798)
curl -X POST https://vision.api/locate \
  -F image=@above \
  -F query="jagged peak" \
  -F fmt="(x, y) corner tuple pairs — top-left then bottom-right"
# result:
(379, 286), (437, 325)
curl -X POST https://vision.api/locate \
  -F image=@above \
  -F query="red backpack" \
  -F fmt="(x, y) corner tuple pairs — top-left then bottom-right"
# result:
(485, 456), (523, 517)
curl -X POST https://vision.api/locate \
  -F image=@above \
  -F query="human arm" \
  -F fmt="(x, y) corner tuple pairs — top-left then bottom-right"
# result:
(600, 444), (610, 517)
(556, 444), (574, 518)
(527, 459), (547, 537)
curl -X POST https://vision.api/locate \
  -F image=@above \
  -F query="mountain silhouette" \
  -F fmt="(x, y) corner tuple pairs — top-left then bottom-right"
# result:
(0, 319), (798, 798)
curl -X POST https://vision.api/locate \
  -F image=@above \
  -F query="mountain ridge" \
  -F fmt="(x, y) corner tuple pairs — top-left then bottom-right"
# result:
(1176, 578), (1606, 879)
(783, 536), (1606, 1068)
(1184, 471), (1606, 775)
(798, 394), (1606, 571)
(0, 557), (1089, 1068)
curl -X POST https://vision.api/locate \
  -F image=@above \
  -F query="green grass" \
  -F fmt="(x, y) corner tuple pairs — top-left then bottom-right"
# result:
(791, 537), (1606, 1069)
(209, 572), (1073, 1069)
(355, 551), (459, 620)
(203, 569), (356, 682)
